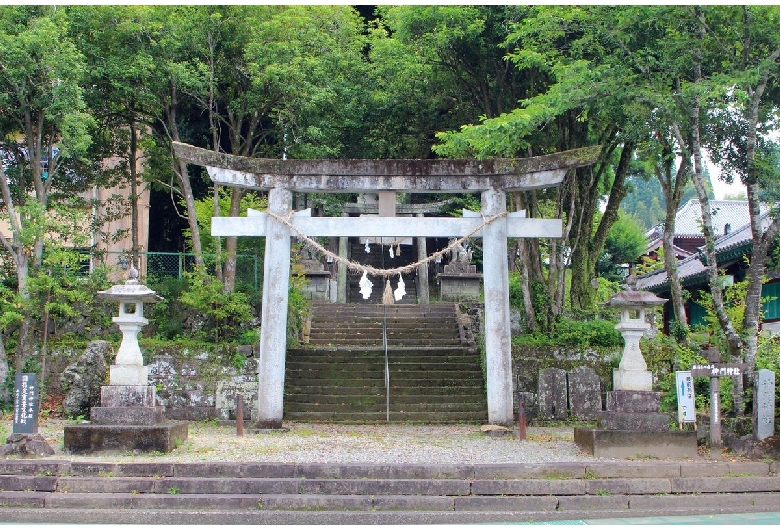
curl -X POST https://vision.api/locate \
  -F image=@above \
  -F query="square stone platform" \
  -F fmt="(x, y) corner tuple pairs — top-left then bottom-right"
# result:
(574, 428), (698, 459)
(64, 422), (188, 454)
(63, 384), (188, 454)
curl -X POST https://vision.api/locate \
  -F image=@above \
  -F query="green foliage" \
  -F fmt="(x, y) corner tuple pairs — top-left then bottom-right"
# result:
(669, 320), (691, 343)
(695, 276), (764, 347)
(187, 189), (267, 256)
(597, 211), (647, 282)
(508, 271), (553, 329)
(512, 316), (622, 349)
(636, 246), (667, 276)
(642, 336), (706, 413)
(756, 334), (780, 417)
(148, 277), (190, 340)
(287, 264), (311, 347)
(179, 271), (253, 343)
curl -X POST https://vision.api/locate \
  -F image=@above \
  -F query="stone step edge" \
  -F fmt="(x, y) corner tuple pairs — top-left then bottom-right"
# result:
(2, 491), (780, 513)
(0, 506), (775, 525)
(0, 461), (774, 479)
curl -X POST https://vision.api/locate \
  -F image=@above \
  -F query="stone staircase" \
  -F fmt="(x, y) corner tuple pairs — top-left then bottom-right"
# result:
(285, 303), (487, 423)
(0, 459), (778, 524)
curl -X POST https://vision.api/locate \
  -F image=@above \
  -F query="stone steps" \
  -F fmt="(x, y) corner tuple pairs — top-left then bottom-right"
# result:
(287, 303), (483, 423)
(0, 460), (778, 523)
(284, 387), (485, 397)
(306, 337), (462, 345)
(284, 394), (487, 405)
(287, 358), (483, 371)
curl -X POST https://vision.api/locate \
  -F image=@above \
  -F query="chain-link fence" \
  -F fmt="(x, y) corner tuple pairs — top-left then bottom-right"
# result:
(100, 251), (263, 290)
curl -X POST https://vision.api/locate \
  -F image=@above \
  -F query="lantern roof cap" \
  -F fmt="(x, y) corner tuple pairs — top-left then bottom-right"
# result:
(603, 273), (667, 308)
(604, 290), (667, 308)
(97, 266), (163, 303)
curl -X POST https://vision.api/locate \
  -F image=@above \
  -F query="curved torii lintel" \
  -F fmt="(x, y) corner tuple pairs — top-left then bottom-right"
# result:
(172, 141), (600, 193)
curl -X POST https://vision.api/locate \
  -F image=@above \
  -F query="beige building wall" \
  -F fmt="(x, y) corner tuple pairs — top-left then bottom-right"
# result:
(89, 152), (151, 280)
(0, 152), (150, 281)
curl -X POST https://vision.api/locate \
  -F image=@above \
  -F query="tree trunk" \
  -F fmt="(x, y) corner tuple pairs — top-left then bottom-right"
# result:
(175, 158), (205, 267)
(165, 82), (205, 268)
(739, 42), (780, 392)
(516, 240), (537, 332)
(568, 141), (633, 312)
(654, 150), (690, 332)
(129, 121), (140, 268)
(222, 187), (244, 293)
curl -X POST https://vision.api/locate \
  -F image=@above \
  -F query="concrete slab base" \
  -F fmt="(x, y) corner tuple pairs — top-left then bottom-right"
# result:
(63, 422), (188, 455)
(573, 428), (698, 459)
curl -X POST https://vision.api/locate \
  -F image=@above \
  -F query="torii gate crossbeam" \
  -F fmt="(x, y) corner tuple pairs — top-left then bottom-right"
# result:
(172, 142), (599, 427)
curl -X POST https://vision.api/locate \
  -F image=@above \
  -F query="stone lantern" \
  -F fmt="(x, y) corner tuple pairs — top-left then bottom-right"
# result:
(97, 267), (162, 386)
(603, 283), (667, 391)
(64, 267), (188, 454)
(574, 276), (696, 459)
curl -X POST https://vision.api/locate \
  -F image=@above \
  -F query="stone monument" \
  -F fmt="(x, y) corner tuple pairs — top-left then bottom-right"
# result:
(574, 275), (697, 458)
(755, 369), (776, 441)
(438, 238), (482, 302)
(537, 368), (568, 420)
(64, 267), (188, 454)
(295, 246), (332, 301)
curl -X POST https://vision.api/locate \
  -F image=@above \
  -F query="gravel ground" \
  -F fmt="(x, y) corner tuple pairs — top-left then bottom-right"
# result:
(23, 419), (703, 464)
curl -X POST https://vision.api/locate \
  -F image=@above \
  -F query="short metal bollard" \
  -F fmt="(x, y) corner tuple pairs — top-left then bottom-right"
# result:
(518, 394), (526, 441)
(236, 394), (244, 437)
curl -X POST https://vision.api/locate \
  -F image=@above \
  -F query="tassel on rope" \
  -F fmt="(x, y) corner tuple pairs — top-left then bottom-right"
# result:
(396, 244), (401, 256)
(389, 245), (395, 259)
(382, 278), (394, 305)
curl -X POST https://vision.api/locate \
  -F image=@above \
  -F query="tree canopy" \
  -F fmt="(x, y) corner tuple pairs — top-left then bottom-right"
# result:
(1, 6), (779, 377)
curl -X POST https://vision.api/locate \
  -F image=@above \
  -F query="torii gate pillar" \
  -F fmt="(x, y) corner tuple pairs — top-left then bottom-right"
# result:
(257, 187), (292, 428)
(481, 188), (514, 425)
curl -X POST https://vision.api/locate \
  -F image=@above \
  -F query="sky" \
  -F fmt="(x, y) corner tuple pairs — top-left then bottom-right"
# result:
(711, 174), (747, 200)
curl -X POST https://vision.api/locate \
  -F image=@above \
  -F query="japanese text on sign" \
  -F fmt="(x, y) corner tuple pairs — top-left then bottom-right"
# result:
(675, 371), (696, 424)
(690, 363), (747, 378)
(12, 373), (39, 434)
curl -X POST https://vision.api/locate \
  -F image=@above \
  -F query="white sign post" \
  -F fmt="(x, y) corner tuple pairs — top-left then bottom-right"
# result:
(676, 370), (696, 429)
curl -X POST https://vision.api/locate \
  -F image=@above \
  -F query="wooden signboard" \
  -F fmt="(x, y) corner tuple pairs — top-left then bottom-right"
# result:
(690, 363), (748, 378)
(692, 349), (747, 448)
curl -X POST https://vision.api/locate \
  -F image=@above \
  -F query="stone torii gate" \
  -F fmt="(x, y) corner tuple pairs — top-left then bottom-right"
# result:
(173, 142), (599, 427)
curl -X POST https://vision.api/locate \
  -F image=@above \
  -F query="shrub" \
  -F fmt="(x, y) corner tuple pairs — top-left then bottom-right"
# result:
(512, 316), (622, 349)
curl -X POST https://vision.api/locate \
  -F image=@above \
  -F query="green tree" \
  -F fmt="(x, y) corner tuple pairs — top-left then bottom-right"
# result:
(200, 6), (369, 291)
(433, 5), (640, 317)
(0, 6), (94, 369)
(597, 212), (647, 282)
(67, 5), (161, 268)
(693, 6), (780, 393)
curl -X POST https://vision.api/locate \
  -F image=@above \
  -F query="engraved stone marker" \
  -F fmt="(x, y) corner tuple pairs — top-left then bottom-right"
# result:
(567, 366), (602, 420)
(13, 373), (38, 434)
(217, 378), (258, 421)
(538, 368), (568, 420)
(755, 369), (776, 441)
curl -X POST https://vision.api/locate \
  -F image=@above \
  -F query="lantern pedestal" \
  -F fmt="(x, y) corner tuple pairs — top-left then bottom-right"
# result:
(64, 268), (188, 454)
